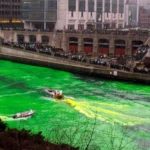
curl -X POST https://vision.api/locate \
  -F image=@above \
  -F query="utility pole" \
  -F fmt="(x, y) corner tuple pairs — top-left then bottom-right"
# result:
(44, 0), (47, 30)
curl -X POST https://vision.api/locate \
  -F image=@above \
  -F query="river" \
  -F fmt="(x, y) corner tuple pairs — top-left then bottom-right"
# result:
(0, 60), (150, 150)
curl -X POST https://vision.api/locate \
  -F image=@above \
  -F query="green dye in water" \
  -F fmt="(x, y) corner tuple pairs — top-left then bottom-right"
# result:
(0, 60), (150, 150)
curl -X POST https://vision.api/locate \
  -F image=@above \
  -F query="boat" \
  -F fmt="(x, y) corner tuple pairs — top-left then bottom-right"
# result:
(13, 110), (35, 119)
(44, 88), (64, 100)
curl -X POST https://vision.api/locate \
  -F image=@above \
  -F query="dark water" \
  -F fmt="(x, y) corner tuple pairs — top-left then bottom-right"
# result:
(0, 60), (150, 150)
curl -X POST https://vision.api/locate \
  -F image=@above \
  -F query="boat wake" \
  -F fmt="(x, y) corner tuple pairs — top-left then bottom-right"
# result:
(0, 91), (36, 98)
(41, 96), (55, 101)
(0, 115), (30, 121)
(65, 99), (150, 126)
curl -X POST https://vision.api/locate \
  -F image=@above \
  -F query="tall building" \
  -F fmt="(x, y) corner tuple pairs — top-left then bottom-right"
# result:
(139, 7), (150, 28)
(22, 0), (126, 30)
(22, 0), (57, 30)
(124, 0), (139, 27)
(0, 0), (22, 28)
(138, 0), (150, 9)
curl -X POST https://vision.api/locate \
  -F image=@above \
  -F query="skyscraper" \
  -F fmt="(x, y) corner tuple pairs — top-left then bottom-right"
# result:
(21, 0), (126, 30)
(124, 0), (138, 27)
(0, 0), (22, 28)
(22, 0), (57, 30)
(138, 0), (150, 9)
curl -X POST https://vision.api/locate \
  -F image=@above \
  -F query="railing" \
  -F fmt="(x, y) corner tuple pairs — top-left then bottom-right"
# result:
(145, 37), (150, 45)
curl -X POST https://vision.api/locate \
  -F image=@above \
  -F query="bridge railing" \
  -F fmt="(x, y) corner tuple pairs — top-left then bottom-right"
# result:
(145, 37), (150, 46)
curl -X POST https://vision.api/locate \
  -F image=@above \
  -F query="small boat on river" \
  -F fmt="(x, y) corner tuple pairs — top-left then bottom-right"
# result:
(44, 88), (64, 100)
(13, 110), (35, 119)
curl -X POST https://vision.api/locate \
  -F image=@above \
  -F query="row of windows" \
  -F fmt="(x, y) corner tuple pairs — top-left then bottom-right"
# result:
(68, 0), (124, 13)
(22, 11), (56, 21)
(0, 5), (20, 9)
(0, 11), (20, 16)
(139, 23), (150, 27)
(17, 35), (50, 43)
(22, 0), (57, 21)
(0, 0), (21, 2)
(22, 0), (57, 10)
(70, 11), (124, 18)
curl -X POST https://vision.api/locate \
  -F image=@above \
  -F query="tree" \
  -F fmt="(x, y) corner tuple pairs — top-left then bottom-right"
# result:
(0, 119), (7, 132)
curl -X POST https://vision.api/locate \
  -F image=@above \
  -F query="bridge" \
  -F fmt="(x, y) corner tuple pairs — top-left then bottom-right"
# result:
(143, 36), (150, 67)
(145, 37), (150, 46)
(0, 28), (149, 56)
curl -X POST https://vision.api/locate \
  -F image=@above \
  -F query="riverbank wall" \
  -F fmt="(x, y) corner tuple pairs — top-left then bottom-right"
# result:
(0, 46), (150, 84)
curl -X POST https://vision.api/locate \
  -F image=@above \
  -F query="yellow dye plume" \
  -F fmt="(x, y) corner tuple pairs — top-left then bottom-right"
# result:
(65, 99), (150, 126)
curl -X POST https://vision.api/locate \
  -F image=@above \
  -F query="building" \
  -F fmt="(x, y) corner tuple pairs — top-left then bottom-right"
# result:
(56, 0), (126, 30)
(124, 0), (139, 27)
(22, 0), (57, 30)
(1, 28), (148, 55)
(138, 0), (150, 9)
(0, 0), (22, 28)
(22, 0), (126, 30)
(139, 7), (150, 28)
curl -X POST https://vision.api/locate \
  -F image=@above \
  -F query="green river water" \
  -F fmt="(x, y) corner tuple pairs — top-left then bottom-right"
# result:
(0, 60), (150, 150)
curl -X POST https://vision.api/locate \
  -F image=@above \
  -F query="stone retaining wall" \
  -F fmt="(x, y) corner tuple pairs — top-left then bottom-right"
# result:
(0, 46), (150, 84)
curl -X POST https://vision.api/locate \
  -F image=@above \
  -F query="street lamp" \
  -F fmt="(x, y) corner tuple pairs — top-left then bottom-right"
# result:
(129, 10), (132, 29)
(97, 14), (102, 30)
(98, 14), (102, 22)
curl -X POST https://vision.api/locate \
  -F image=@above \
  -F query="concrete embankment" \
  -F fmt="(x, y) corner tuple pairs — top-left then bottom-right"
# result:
(0, 46), (150, 84)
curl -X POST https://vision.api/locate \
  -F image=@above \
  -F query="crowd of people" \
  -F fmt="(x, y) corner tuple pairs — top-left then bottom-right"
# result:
(1, 40), (150, 75)
(1, 27), (149, 36)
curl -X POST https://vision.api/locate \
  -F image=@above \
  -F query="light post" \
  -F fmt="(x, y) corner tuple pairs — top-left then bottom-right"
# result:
(112, 14), (116, 29)
(129, 10), (132, 29)
(44, 0), (47, 30)
(98, 14), (102, 30)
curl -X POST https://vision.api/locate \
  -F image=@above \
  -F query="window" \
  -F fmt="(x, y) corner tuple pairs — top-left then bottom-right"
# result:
(105, 0), (110, 13)
(79, 0), (85, 12)
(42, 36), (49, 43)
(88, 0), (94, 12)
(119, 0), (124, 13)
(112, 0), (117, 13)
(68, 0), (76, 11)
(68, 25), (75, 30)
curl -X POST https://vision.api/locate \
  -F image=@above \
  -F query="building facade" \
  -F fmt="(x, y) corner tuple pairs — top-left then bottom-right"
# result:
(0, 28), (148, 56)
(124, 0), (139, 27)
(0, 0), (22, 28)
(139, 7), (150, 28)
(21, 0), (126, 30)
(56, 0), (126, 30)
(22, 0), (57, 30)
(138, 0), (150, 9)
